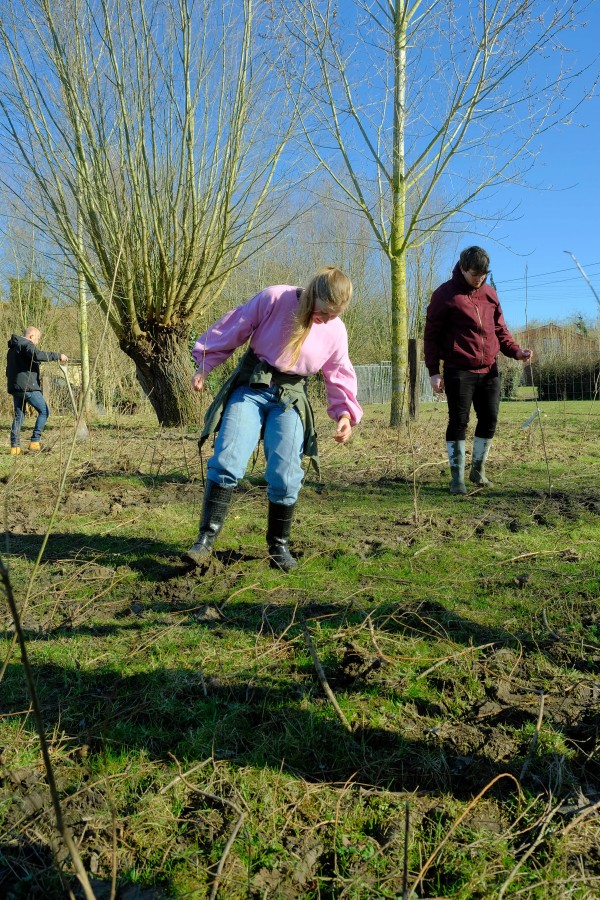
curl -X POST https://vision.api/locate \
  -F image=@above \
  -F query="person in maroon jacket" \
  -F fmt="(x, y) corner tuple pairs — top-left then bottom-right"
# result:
(424, 247), (532, 494)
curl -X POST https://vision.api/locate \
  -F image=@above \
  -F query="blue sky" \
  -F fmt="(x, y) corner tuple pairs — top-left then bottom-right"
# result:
(328, 0), (600, 330)
(1, 0), (597, 334)
(438, 3), (600, 329)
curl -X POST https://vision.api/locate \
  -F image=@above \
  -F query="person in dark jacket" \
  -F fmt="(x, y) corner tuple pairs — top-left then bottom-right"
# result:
(424, 247), (532, 494)
(6, 326), (68, 454)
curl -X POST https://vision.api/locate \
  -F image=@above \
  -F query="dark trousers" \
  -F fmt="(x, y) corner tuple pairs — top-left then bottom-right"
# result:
(444, 367), (501, 442)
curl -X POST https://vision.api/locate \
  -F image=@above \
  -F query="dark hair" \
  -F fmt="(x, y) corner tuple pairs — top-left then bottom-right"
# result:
(459, 246), (490, 275)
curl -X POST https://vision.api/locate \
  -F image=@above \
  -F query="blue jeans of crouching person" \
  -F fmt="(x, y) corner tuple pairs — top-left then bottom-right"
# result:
(206, 383), (305, 504)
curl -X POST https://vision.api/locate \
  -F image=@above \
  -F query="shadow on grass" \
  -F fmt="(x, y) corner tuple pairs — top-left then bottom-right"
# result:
(0, 659), (561, 796)
(3, 600), (599, 897)
(338, 477), (600, 508)
(3, 601), (598, 798)
(1, 530), (186, 579)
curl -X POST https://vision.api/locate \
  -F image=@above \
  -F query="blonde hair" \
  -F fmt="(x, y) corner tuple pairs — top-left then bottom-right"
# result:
(283, 266), (352, 366)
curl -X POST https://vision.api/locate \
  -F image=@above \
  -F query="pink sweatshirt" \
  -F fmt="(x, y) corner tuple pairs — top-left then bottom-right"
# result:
(192, 285), (363, 425)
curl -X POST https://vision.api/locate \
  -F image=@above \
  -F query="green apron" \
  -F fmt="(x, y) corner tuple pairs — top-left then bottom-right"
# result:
(199, 347), (320, 476)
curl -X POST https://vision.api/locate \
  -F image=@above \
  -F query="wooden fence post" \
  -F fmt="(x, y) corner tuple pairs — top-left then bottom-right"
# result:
(408, 338), (419, 420)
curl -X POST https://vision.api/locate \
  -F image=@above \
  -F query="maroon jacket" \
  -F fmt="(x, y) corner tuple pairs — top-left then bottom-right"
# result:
(424, 264), (521, 376)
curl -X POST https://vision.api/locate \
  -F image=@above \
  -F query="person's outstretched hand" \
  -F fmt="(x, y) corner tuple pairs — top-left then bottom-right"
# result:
(191, 373), (204, 392)
(335, 416), (352, 443)
(516, 349), (533, 362)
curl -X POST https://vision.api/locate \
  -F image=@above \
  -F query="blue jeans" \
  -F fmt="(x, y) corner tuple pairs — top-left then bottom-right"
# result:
(207, 384), (305, 505)
(10, 391), (50, 446)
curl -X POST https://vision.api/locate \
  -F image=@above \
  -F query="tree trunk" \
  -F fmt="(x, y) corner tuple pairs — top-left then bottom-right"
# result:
(123, 328), (202, 427)
(390, 252), (408, 425)
(389, 0), (408, 427)
(77, 163), (93, 418)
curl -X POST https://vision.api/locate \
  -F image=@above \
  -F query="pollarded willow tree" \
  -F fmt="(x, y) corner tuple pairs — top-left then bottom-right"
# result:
(283, 0), (593, 424)
(0, 0), (298, 425)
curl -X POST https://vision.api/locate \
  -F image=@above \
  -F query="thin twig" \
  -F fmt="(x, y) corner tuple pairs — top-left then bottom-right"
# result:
(159, 758), (213, 794)
(408, 773), (521, 898)
(417, 642), (496, 680)
(333, 774), (358, 883)
(209, 811), (246, 900)
(541, 609), (563, 642)
(519, 691), (545, 781)
(498, 801), (563, 898)
(561, 798), (600, 837)
(126, 623), (182, 658)
(402, 800), (410, 899)
(0, 558), (96, 900)
(493, 549), (574, 565)
(110, 808), (118, 900)
(167, 754), (246, 900)
(300, 617), (353, 733)
(364, 612), (394, 664)
(523, 265), (552, 493)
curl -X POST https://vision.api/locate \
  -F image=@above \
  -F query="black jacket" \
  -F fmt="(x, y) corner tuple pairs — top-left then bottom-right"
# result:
(6, 334), (61, 394)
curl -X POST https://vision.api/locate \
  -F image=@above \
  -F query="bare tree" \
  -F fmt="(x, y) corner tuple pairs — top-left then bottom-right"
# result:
(282, 0), (594, 424)
(0, 0), (297, 425)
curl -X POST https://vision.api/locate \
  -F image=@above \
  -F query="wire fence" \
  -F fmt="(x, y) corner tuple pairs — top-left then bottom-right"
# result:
(355, 362), (435, 405)
(355, 361), (600, 407)
(535, 365), (600, 402)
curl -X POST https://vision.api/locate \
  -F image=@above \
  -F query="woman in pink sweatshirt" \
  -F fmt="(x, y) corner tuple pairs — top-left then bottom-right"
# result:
(182, 266), (363, 571)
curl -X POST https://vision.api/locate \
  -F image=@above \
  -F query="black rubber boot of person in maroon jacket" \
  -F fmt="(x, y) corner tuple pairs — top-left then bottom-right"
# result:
(447, 439), (467, 495)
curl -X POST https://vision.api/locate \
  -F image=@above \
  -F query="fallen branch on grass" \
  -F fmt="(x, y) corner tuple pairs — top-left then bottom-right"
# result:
(209, 811), (246, 900)
(300, 617), (353, 734)
(159, 757), (213, 794)
(541, 608), (563, 641)
(167, 754), (247, 900)
(364, 611), (394, 664)
(561, 798), (600, 837)
(498, 800), (563, 898)
(416, 641), (496, 680)
(408, 772), (521, 898)
(493, 549), (576, 565)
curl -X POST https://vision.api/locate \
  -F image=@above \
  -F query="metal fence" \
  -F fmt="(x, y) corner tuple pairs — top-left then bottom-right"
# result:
(355, 362), (434, 405)
(536, 367), (600, 401)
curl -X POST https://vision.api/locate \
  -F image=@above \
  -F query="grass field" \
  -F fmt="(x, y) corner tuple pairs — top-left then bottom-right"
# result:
(1, 398), (599, 898)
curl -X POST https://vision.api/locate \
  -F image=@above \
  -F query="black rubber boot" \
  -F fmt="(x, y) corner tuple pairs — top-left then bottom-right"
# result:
(181, 482), (233, 566)
(267, 502), (298, 572)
